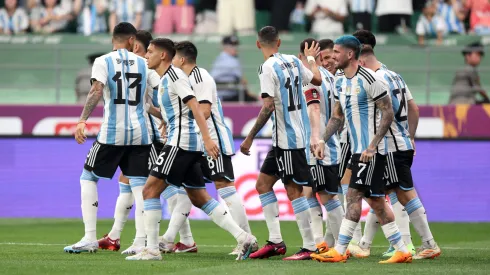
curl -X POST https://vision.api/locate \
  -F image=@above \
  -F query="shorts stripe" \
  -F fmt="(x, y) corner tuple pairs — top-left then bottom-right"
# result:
(286, 151), (293, 175)
(218, 155), (224, 173)
(339, 143), (349, 175)
(317, 165), (325, 187)
(88, 143), (101, 167)
(387, 153), (398, 183)
(365, 157), (376, 186)
(150, 145), (158, 164)
(162, 147), (178, 174)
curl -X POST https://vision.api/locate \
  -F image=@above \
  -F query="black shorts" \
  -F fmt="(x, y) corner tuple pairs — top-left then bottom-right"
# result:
(352, 12), (372, 31)
(84, 141), (151, 179)
(338, 142), (352, 179)
(148, 141), (165, 172)
(260, 147), (311, 185)
(384, 150), (415, 191)
(149, 145), (206, 189)
(377, 14), (411, 33)
(349, 153), (387, 198)
(310, 164), (342, 194)
(201, 154), (235, 183)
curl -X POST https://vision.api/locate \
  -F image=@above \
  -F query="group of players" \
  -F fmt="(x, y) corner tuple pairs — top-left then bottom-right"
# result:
(64, 21), (442, 263)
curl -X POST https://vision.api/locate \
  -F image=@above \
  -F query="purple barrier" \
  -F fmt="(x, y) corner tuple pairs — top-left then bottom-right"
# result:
(0, 138), (489, 222)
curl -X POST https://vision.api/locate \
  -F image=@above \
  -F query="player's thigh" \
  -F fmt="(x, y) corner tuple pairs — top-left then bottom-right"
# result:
(257, 149), (280, 193)
(118, 173), (130, 184)
(183, 161), (210, 207)
(84, 141), (124, 179)
(201, 154), (235, 184)
(314, 164), (342, 196)
(143, 175), (168, 199)
(277, 148), (311, 186)
(349, 153), (387, 198)
(120, 145), (151, 178)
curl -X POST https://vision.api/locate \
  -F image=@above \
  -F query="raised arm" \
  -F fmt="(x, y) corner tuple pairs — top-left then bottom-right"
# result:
(303, 41), (322, 86)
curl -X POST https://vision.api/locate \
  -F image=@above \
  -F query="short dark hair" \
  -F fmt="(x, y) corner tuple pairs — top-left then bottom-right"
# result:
(318, 39), (334, 51)
(353, 30), (376, 48)
(360, 45), (375, 57)
(113, 22), (137, 40)
(258, 26), (279, 46)
(174, 41), (198, 63)
(150, 38), (176, 59)
(334, 35), (362, 60)
(135, 30), (153, 52)
(300, 38), (317, 54)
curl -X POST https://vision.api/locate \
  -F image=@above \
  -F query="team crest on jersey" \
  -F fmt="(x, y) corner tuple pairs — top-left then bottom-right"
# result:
(355, 86), (361, 94)
(346, 86), (351, 95)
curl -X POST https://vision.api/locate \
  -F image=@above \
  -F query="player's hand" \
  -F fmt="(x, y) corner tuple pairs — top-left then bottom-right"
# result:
(204, 137), (219, 159)
(304, 40), (320, 59)
(240, 137), (253, 156)
(158, 120), (167, 139)
(314, 141), (325, 160)
(411, 138), (416, 157)
(310, 137), (320, 154)
(75, 121), (87, 144)
(360, 147), (376, 163)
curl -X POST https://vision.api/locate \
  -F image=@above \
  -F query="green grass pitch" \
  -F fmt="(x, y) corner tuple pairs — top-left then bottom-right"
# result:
(0, 219), (489, 275)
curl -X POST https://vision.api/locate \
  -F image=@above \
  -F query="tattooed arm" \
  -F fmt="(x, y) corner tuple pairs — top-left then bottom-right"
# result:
(315, 102), (344, 159)
(75, 81), (104, 144)
(240, 97), (274, 155)
(369, 95), (394, 149)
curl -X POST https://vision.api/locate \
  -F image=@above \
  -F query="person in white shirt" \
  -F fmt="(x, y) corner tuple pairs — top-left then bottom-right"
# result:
(0, 0), (28, 34)
(416, 1), (447, 46)
(305, 0), (348, 35)
(30, 0), (71, 33)
(375, 0), (413, 33)
(109, 0), (143, 33)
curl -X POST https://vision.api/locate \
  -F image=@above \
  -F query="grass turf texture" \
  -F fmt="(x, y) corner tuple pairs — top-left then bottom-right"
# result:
(0, 220), (489, 275)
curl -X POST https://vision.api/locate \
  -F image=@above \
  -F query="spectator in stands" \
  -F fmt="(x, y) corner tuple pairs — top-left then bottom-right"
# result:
(270, 0), (297, 33)
(348, 0), (374, 30)
(0, 0), (29, 34)
(153, 0), (194, 34)
(375, 0), (413, 33)
(73, 0), (107, 35)
(436, 0), (466, 34)
(416, 1), (446, 46)
(30, 0), (71, 33)
(76, 52), (105, 105)
(305, 0), (348, 35)
(194, 0), (217, 34)
(449, 42), (490, 104)
(465, 0), (490, 35)
(216, 0), (255, 35)
(108, 0), (143, 33)
(210, 35), (257, 102)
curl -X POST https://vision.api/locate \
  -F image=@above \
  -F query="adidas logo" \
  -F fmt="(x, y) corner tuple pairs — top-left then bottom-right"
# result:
(356, 179), (363, 185)
(153, 166), (159, 172)
(182, 212), (190, 217)
(318, 213), (323, 217)
(126, 205), (133, 210)
(223, 211), (228, 215)
(92, 201), (98, 207)
(275, 215), (279, 218)
(211, 171), (216, 175)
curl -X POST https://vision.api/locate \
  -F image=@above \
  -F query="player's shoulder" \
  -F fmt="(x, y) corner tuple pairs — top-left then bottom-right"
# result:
(166, 66), (187, 82)
(357, 66), (378, 85)
(190, 66), (213, 84)
(335, 69), (345, 78)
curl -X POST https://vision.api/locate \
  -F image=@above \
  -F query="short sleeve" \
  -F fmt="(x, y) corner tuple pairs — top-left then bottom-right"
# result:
(194, 79), (214, 104)
(173, 78), (195, 104)
(147, 69), (160, 89)
(367, 75), (389, 102)
(258, 63), (278, 98)
(405, 86), (413, 101)
(303, 83), (320, 105)
(134, 0), (144, 13)
(91, 57), (108, 85)
(299, 61), (314, 84)
(334, 78), (342, 101)
(415, 18), (425, 36)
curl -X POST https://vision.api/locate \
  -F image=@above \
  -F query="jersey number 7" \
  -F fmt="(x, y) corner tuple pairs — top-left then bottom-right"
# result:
(112, 71), (142, 106)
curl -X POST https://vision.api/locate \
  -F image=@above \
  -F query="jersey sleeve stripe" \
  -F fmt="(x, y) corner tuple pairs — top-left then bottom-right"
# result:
(168, 68), (178, 82)
(373, 91), (388, 101)
(358, 70), (374, 85)
(258, 64), (263, 75)
(359, 67), (375, 84)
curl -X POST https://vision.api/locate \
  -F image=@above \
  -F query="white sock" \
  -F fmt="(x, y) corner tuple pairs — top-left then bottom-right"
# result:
(405, 197), (436, 249)
(163, 190), (192, 243)
(381, 221), (408, 253)
(108, 182), (134, 240)
(202, 199), (246, 243)
(359, 209), (378, 249)
(292, 197), (316, 251)
(307, 197), (324, 244)
(259, 191), (282, 243)
(143, 198), (162, 251)
(176, 189), (195, 246)
(80, 170), (98, 241)
(218, 186), (251, 234)
(389, 193), (412, 246)
(324, 221), (335, 248)
(325, 199), (344, 243)
(130, 178), (146, 246)
(334, 218), (357, 255)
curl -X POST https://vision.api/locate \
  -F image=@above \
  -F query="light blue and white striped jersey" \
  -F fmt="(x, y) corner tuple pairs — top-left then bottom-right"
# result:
(145, 69), (165, 144)
(375, 69), (414, 153)
(0, 8), (28, 34)
(334, 66), (389, 155)
(190, 67), (234, 156)
(349, 0), (375, 13)
(159, 66), (203, 152)
(78, 0), (108, 35)
(437, 1), (465, 34)
(91, 49), (160, 145)
(304, 67), (341, 166)
(415, 14), (447, 37)
(109, 0), (144, 26)
(259, 53), (313, 150)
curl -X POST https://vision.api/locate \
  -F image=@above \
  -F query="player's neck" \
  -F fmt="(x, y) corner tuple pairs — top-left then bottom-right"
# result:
(155, 61), (172, 77)
(181, 63), (196, 76)
(343, 60), (360, 78)
(262, 48), (278, 60)
(113, 42), (130, 51)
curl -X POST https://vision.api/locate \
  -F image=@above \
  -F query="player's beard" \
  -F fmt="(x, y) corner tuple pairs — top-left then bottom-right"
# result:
(336, 58), (349, 70)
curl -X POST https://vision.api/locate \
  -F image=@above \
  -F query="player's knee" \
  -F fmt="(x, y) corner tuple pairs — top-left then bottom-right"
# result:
(142, 177), (164, 199)
(80, 169), (98, 182)
(256, 175), (274, 194)
(340, 169), (351, 185)
(285, 182), (303, 201)
(395, 188), (417, 205)
(302, 186), (313, 199)
(118, 173), (129, 184)
(186, 188), (209, 208)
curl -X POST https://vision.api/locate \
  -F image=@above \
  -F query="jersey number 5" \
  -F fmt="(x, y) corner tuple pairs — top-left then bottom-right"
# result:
(113, 71), (142, 106)
(285, 76), (301, 112)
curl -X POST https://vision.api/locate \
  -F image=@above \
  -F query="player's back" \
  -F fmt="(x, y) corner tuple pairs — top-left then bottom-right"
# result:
(190, 67), (234, 155)
(93, 49), (152, 146)
(260, 53), (311, 150)
(375, 68), (413, 152)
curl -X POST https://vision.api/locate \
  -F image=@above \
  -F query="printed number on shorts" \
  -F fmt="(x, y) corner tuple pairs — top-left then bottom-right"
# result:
(155, 152), (167, 165)
(206, 156), (215, 170)
(277, 156), (285, 172)
(310, 166), (317, 181)
(357, 163), (367, 178)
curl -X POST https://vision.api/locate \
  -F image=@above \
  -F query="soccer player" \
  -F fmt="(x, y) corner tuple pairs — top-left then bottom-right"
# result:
(311, 35), (412, 264)
(240, 26), (323, 260)
(157, 41), (252, 255)
(352, 29), (414, 258)
(97, 30), (165, 255)
(65, 22), (160, 254)
(126, 38), (257, 261)
(299, 38), (344, 253)
(352, 46), (441, 260)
